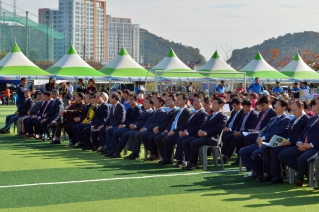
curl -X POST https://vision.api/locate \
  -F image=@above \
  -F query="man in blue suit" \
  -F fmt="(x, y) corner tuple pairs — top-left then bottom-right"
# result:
(125, 96), (166, 160)
(94, 92), (125, 154)
(106, 94), (142, 156)
(160, 94), (208, 167)
(39, 89), (64, 139)
(279, 98), (319, 186)
(183, 97), (227, 170)
(0, 90), (33, 134)
(221, 99), (258, 164)
(82, 92), (110, 150)
(243, 96), (276, 147)
(109, 98), (154, 158)
(263, 101), (308, 184)
(145, 94), (179, 161)
(240, 99), (291, 180)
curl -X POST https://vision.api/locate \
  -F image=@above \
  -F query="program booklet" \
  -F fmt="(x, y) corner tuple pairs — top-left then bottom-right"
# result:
(267, 135), (289, 147)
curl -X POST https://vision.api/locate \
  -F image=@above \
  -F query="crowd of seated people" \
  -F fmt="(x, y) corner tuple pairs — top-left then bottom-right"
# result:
(1, 78), (319, 188)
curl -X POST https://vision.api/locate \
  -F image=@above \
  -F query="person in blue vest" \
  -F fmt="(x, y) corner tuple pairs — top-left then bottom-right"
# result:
(291, 82), (300, 92)
(272, 81), (283, 93)
(215, 80), (226, 93)
(300, 81), (310, 90)
(247, 77), (264, 93)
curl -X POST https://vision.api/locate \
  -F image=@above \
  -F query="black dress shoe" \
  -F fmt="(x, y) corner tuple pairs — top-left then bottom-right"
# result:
(127, 154), (139, 160)
(173, 160), (186, 168)
(268, 176), (283, 184)
(182, 163), (199, 170)
(124, 154), (134, 159)
(296, 180), (304, 186)
(313, 186), (319, 190)
(258, 174), (272, 182)
(97, 146), (106, 152)
(158, 158), (173, 166)
(82, 146), (93, 150)
(105, 151), (116, 157)
(231, 158), (240, 166)
(92, 146), (98, 151)
(50, 140), (61, 144)
(110, 153), (121, 158)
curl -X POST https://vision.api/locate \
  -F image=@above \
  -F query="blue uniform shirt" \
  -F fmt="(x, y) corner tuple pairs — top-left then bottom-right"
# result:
(273, 86), (283, 93)
(247, 83), (264, 93)
(215, 85), (226, 93)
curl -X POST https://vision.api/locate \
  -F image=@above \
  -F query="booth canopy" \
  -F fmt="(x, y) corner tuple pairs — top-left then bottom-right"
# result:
(280, 53), (319, 81)
(150, 49), (202, 81)
(0, 43), (49, 80)
(239, 52), (288, 81)
(197, 50), (242, 80)
(99, 47), (154, 81)
(46, 46), (105, 80)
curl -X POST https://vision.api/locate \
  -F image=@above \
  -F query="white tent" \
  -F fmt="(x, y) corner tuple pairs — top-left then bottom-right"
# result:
(280, 53), (319, 81)
(46, 46), (105, 80)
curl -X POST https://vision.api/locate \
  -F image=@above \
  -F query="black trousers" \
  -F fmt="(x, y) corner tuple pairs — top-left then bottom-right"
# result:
(144, 133), (160, 155)
(165, 134), (194, 161)
(117, 130), (139, 153)
(183, 136), (217, 164)
(154, 134), (166, 158)
(221, 131), (234, 157)
(263, 146), (291, 177)
(132, 131), (153, 155)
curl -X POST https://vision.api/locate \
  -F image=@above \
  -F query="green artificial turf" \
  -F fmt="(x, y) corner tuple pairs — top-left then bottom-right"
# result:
(0, 105), (319, 211)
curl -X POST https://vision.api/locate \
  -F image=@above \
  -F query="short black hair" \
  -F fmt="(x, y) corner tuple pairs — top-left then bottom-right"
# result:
(221, 80), (225, 83)
(242, 99), (252, 107)
(145, 97), (154, 105)
(258, 96), (270, 104)
(111, 92), (120, 101)
(156, 96), (166, 106)
(116, 90), (122, 96)
(213, 97), (225, 105)
(178, 93), (188, 104)
(168, 94), (176, 101)
(152, 91), (159, 95)
(43, 91), (51, 97)
(276, 99), (288, 108)
(89, 92), (96, 99)
(21, 77), (27, 81)
(77, 92), (85, 100)
(194, 93), (203, 102)
(231, 98), (242, 105)
(129, 94), (138, 101)
(123, 89), (131, 96)
(203, 97), (211, 105)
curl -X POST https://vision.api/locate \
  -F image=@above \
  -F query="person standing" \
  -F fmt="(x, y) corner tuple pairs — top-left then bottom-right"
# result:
(45, 77), (56, 91)
(215, 80), (226, 93)
(272, 81), (283, 93)
(291, 82), (300, 92)
(247, 77), (264, 94)
(300, 82), (310, 90)
(16, 78), (28, 109)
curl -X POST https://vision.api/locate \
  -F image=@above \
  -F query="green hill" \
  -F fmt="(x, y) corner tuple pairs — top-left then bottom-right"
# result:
(141, 29), (206, 67)
(228, 31), (319, 70)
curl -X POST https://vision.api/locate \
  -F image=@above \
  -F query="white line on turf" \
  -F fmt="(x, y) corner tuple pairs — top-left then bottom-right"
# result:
(0, 170), (238, 189)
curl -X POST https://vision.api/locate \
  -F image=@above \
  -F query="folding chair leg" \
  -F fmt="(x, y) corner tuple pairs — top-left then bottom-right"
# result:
(309, 162), (315, 187)
(239, 157), (243, 174)
(219, 147), (224, 170)
(213, 147), (218, 167)
(202, 147), (207, 171)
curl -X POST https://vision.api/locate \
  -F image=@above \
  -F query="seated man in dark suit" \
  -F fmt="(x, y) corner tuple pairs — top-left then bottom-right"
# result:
(155, 93), (192, 164)
(66, 92), (95, 147)
(243, 96), (277, 147)
(220, 97), (244, 163)
(240, 99), (291, 180)
(25, 92), (51, 138)
(106, 94), (142, 156)
(221, 99), (258, 164)
(279, 98), (319, 186)
(109, 97), (154, 158)
(0, 90), (33, 134)
(51, 92), (85, 144)
(125, 97), (166, 160)
(263, 100), (308, 184)
(182, 97), (227, 170)
(94, 92), (126, 154)
(39, 89), (64, 140)
(160, 94), (208, 167)
(82, 92), (110, 150)
(144, 94), (180, 161)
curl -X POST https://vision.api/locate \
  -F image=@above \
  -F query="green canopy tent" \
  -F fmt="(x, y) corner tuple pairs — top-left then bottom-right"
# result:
(150, 49), (203, 82)
(239, 52), (288, 82)
(46, 46), (105, 80)
(197, 50), (243, 81)
(280, 53), (319, 82)
(99, 47), (154, 81)
(0, 43), (49, 80)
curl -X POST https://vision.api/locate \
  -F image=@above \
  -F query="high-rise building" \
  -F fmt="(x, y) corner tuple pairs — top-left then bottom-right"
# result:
(39, 0), (140, 63)
(39, 0), (107, 62)
(106, 15), (140, 63)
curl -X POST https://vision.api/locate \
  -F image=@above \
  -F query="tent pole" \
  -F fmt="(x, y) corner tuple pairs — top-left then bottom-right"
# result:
(232, 74), (234, 91)
(155, 70), (158, 92)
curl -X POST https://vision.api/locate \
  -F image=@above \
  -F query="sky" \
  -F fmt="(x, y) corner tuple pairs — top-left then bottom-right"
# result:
(4, 0), (319, 61)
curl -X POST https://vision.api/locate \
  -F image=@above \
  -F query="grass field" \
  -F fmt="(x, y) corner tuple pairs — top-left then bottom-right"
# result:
(0, 105), (319, 211)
